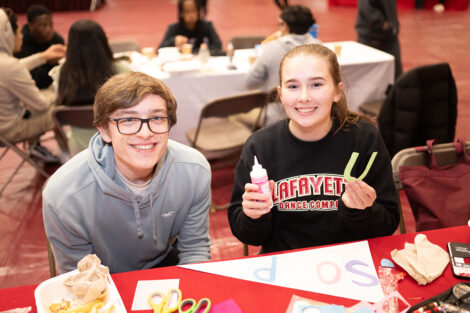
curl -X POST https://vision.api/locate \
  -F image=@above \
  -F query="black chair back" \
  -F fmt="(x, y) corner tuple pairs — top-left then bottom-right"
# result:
(378, 63), (457, 157)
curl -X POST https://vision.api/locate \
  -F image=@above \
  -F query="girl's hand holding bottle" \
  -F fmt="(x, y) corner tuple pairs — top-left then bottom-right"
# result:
(242, 180), (275, 219)
(242, 156), (274, 219)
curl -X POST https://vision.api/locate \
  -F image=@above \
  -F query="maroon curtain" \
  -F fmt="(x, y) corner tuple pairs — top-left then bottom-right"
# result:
(1, 0), (105, 14)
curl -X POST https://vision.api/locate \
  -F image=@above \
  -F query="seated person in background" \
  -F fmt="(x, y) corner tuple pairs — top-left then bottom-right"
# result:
(14, 4), (64, 89)
(54, 19), (129, 155)
(43, 71), (212, 274)
(158, 0), (222, 54)
(229, 44), (399, 254)
(246, 5), (320, 125)
(0, 7), (66, 161)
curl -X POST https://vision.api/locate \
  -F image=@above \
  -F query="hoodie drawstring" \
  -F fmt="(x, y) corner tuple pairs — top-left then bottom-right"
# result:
(150, 196), (157, 242)
(131, 198), (144, 238)
(148, 155), (173, 242)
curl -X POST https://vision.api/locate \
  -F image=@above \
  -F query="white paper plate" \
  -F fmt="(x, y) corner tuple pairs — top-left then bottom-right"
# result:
(162, 60), (201, 73)
(157, 47), (181, 62)
(35, 270), (127, 313)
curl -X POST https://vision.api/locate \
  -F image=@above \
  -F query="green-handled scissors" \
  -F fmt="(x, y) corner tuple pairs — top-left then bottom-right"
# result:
(148, 288), (183, 313)
(178, 298), (211, 313)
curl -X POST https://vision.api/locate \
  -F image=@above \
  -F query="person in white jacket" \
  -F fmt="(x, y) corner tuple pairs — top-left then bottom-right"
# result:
(0, 7), (65, 161)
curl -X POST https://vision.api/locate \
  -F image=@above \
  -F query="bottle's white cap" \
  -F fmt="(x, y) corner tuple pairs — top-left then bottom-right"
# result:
(253, 156), (261, 170)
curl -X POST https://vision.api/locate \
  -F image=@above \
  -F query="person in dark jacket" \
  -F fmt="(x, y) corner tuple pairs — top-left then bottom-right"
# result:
(355, 0), (403, 80)
(158, 0), (221, 54)
(14, 4), (64, 89)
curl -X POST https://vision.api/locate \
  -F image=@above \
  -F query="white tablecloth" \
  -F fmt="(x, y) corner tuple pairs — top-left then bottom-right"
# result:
(127, 41), (394, 145)
(323, 41), (395, 113)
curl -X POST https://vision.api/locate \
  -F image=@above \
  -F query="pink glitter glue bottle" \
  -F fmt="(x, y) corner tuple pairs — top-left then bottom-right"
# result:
(250, 156), (272, 207)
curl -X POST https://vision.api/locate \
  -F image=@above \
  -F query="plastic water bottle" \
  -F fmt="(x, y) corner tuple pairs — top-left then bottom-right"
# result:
(226, 41), (237, 70)
(198, 41), (210, 64)
(226, 41), (234, 57)
(226, 41), (234, 62)
(309, 24), (319, 39)
(250, 156), (272, 207)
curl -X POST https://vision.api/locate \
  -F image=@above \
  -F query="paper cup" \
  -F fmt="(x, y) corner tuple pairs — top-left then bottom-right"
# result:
(181, 43), (193, 55)
(334, 45), (342, 56)
(142, 47), (156, 59)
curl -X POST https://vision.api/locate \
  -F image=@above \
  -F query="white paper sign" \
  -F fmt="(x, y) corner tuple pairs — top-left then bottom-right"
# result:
(180, 241), (383, 303)
(131, 279), (179, 311)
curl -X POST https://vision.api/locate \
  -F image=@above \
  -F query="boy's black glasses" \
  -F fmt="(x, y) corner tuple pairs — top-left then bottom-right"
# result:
(108, 116), (171, 135)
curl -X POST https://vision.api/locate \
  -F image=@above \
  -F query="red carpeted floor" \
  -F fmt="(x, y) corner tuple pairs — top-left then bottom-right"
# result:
(1, 0), (469, 289)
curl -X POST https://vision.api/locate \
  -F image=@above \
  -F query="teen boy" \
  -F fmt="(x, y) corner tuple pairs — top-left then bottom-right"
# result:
(43, 72), (211, 273)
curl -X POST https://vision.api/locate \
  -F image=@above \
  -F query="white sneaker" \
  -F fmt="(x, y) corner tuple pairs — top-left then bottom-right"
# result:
(30, 144), (60, 163)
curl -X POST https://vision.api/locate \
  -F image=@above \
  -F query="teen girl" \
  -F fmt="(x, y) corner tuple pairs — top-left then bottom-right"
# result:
(228, 43), (400, 253)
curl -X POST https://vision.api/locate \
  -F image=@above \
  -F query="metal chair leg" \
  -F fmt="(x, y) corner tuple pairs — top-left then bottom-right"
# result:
(0, 157), (27, 197)
(0, 137), (50, 197)
(47, 240), (57, 277)
(243, 244), (249, 256)
(398, 202), (406, 234)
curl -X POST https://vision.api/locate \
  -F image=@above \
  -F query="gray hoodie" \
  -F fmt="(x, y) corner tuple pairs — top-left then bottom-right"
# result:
(246, 33), (320, 91)
(0, 9), (53, 133)
(43, 133), (212, 274)
(245, 33), (320, 125)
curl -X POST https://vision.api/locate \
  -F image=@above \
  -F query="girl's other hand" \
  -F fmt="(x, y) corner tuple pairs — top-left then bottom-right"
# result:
(342, 180), (376, 210)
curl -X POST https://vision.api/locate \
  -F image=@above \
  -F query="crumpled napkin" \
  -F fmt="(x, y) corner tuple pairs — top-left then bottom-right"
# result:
(390, 234), (449, 285)
(63, 254), (109, 304)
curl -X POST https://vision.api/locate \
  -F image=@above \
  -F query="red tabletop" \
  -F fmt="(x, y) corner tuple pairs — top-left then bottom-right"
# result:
(1, 226), (469, 313)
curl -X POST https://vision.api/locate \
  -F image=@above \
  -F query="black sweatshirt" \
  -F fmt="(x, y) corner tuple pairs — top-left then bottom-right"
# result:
(228, 119), (400, 253)
(158, 20), (222, 53)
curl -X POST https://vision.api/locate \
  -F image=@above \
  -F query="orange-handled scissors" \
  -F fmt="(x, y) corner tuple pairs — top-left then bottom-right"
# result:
(148, 288), (183, 313)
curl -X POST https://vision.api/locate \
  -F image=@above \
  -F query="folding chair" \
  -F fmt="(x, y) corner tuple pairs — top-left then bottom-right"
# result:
(51, 105), (95, 155)
(47, 239), (57, 277)
(186, 90), (269, 161)
(109, 39), (141, 53)
(0, 135), (50, 197)
(228, 35), (266, 49)
(391, 141), (470, 233)
(186, 90), (268, 216)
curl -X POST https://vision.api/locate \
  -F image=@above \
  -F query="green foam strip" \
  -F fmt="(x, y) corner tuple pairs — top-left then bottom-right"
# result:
(343, 151), (378, 182)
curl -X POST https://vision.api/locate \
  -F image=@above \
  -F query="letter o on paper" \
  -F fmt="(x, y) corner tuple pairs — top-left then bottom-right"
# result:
(316, 261), (341, 284)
